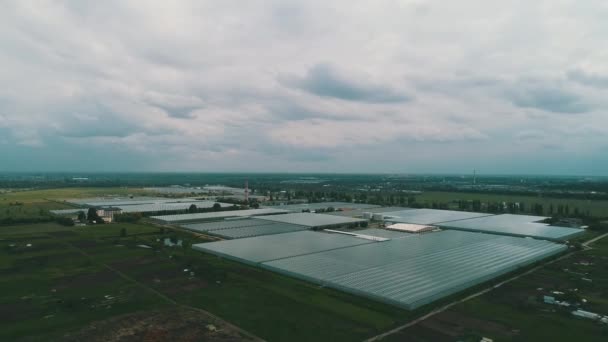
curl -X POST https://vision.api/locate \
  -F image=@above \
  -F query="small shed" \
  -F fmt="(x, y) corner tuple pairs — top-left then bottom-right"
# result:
(386, 223), (436, 233)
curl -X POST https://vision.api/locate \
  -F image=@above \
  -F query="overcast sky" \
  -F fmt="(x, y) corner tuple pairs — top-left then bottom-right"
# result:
(1, 1), (607, 175)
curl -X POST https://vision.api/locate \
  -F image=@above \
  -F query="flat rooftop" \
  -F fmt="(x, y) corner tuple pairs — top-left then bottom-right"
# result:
(181, 218), (309, 239)
(150, 208), (289, 223)
(386, 223), (436, 233)
(347, 228), (412, 239)
(50, 209), (86, 215)
(326, 207), (412, 217)
(439, 214), (584, 241)
(382, 209), (492, 224)
(255, 212), (367, 228)
(268, 202), (380, 212)
(193, 230), (373, 264)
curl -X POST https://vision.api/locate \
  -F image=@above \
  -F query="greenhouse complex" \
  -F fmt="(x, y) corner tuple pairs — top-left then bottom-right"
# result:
(171, 207), (584, 310)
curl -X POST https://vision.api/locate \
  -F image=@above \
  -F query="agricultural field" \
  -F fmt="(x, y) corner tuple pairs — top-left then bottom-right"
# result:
(0, 187), (151, 202)
(415, 191), (608, 218)
(0, 188), (152, 224)
(2, 186), (606, 341)
(383, 235), (608, 342)
(0, 221), (409, 341)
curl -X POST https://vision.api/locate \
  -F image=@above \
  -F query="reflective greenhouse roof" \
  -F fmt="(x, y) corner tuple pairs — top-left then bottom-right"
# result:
(182, 218), (309, 239)
(193, 229), (566, 310)
(181, 218), (271, 232)
(205, 223), (309, 239)
(262, 230), (566, 309)
(150, 208), (289, 223)
(382, 209), (492, 224)
(269, 202), (380, 212)
(439, 214), (584, 241)
(193, 231), (373, 264)
(345, 228), (413, 239)
(255, 212), (366, 227)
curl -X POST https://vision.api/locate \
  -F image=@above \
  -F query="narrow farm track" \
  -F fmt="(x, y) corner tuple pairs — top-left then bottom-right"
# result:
(364, 232), (608, 342)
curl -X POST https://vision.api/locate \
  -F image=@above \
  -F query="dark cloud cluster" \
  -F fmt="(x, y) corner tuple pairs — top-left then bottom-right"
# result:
(283, 63), (411, 103)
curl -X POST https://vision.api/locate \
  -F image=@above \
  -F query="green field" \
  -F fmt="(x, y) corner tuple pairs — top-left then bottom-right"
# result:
(0, 187), (149, 202)
(415, 191), (608, 217)
(0, 188), (153, 224)
(0, 221), (409, 341)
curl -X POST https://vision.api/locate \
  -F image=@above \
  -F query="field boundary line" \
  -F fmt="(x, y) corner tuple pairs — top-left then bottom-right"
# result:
(48, 234), (265, 341)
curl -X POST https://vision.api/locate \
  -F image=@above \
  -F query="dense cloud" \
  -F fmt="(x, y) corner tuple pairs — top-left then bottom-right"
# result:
(282, 64), (411, 103)
(508, 86), (591, 114)
(567, 69), (608, 89)
(0, 1), (607, 174)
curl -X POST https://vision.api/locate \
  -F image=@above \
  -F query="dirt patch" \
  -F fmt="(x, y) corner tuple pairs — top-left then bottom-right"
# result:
(401, 324), (454, 342)
(135, 267), (182, 284)
(63, 307), (259, 342)
(419, 311), (517, 338)
(0, 302), (40, 323)
(162, 280), (209, 296)
(55, 269), (120, 290)
(110, 256), (155, 272)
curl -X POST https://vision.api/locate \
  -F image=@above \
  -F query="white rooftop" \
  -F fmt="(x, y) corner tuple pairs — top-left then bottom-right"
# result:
(386, 223), (436, 233)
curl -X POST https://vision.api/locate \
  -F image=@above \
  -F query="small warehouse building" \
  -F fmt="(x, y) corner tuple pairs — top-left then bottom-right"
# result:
(385, 223), (436, 234)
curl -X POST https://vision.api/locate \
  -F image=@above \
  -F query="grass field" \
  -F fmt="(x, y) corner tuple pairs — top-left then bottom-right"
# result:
(383, 235), (608, 342)
(0, 188), (152, 224)
(0, 221), (410, 341)
(0, 187), (149, 203)
(416, 191), (608, 218)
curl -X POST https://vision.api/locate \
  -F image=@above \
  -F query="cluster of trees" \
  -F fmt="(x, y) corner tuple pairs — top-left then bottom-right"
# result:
(147, 203), (238, 217)
(114, 212), (143, 223)
(0, 214), (76, 226)
(86, 208), (104, 224)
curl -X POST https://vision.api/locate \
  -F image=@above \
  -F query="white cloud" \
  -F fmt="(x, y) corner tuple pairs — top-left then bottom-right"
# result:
(0, 0), (607, 174)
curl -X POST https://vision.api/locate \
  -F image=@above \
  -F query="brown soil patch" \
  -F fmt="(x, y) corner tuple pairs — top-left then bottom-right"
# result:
(63, 307), (258, 342)
(419, 311), (516, 337)
(55, 269), (120, 290)
(0, 302), (39, 323)
(162, 280), (209, 296)
(399, 324), (454, 342)
(110, 256), (156, 271)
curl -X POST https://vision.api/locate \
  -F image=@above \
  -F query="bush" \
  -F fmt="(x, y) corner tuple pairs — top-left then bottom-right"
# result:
(114, 212), (143, 223)
(55, 217), (75, 226)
